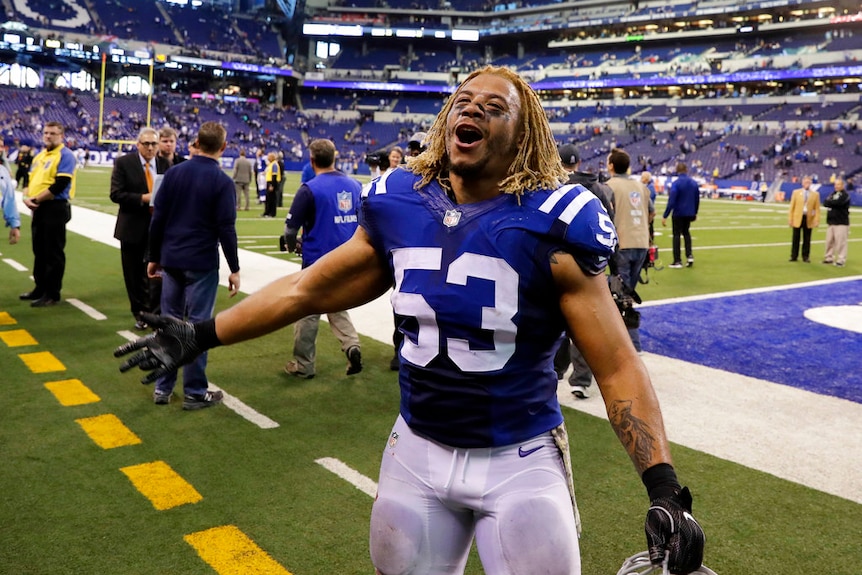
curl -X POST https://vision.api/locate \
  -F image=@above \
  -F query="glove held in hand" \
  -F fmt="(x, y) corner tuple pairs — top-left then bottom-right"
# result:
(645, 486), (705, 575)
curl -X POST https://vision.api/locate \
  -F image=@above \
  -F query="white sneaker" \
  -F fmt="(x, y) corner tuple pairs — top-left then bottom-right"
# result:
(571, 385), (589, 399)
(668, 263), (683, 269)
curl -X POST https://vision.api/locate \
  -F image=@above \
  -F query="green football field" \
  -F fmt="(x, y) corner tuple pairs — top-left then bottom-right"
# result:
(1, 167), (861, 574)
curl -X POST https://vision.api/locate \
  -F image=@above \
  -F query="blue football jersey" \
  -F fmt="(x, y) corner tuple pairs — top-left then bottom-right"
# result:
(361, 168), (617, 448)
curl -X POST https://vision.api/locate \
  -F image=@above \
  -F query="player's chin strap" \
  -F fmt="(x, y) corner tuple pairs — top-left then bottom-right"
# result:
(551, 422), (582, 537)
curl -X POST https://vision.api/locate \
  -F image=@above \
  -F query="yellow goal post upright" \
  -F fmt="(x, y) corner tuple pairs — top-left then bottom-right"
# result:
(97, 52), (155, 148)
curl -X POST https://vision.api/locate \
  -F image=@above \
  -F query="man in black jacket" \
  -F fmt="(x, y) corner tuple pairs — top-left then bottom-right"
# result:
(822, 178), (850, 267)
(110, 127), (170, 329)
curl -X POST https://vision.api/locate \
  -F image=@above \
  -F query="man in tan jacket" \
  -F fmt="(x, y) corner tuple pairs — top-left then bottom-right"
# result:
(788, 175), (821, 262)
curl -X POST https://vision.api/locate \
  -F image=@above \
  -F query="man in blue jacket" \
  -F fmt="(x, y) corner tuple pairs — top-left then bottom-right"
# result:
(147, 121), (240, 409)
(662, 162), (700, 268)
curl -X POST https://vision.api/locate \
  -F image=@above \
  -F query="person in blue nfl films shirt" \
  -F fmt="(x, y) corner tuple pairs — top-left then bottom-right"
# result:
(117, 66), (705, 575)
(282, 138), (363, 379)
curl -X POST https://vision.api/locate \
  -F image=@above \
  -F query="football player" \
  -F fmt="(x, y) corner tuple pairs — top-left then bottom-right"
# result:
(117, 66), (705, 575)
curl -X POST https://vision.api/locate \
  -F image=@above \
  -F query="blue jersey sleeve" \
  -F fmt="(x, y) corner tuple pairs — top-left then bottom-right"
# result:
(526, 184), (618, 275)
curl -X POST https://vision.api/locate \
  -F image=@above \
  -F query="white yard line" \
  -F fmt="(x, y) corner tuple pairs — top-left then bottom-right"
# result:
(315, 457), (378, 498)
(67, 298), (108, 320)
(116, 330), (280, 429)
(2, 258), (28, 271)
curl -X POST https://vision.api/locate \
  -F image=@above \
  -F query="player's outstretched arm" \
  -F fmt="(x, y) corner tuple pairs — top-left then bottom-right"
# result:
(550, 251), (705, 574)
(115, 227), (391, 381)
(215, 226), (391, 344)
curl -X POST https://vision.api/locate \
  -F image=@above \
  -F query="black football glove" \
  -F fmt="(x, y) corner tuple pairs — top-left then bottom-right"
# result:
(645, 486), (705, 574)
(113, 313), (220, 384)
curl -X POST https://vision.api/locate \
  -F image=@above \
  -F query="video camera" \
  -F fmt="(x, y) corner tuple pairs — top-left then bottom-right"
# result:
(609, 274), (642, 329)
(365, 151), (387, 167)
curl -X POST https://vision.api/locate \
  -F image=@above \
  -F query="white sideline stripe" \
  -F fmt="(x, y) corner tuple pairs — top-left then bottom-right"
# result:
(208, 383), (280, 429)
(3, 258), (28, 271)
(115, 330), (279, 429)
(67, 298), (107, 320)
(558, 352), (862, 505)
(315, 457), (378, 498)
(640, 275), (862, 308)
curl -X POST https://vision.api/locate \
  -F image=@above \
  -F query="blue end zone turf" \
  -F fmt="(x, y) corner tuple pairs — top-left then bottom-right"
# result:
(640, 279), (862, 404)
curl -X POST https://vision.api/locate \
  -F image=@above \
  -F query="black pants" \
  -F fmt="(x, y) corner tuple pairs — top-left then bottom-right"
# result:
(31, 200), (71, 300)
(263, 187), (278, 217)
(120, 240), (160, 319)
(791, 225), (813, 261)
(671, 216), (694, 264)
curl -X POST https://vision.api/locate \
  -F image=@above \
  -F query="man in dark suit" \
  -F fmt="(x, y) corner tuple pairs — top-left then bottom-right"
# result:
(110, 127), (169, 329)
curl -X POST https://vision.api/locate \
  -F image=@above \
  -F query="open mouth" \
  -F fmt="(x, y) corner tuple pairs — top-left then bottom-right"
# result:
(455, 124), (483, 145)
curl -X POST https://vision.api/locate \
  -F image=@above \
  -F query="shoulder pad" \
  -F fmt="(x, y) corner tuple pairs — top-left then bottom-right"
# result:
(525, 184), (617, 255)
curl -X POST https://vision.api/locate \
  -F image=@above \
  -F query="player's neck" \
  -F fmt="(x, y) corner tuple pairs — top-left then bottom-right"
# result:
(450, 176), (500, 204)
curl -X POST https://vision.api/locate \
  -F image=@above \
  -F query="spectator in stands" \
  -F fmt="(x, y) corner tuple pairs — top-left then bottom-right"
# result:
(110, 127), (170, 330)
(20, 122), (77, 308)
(157, 127), (186, 167)
(232, 149), (253, 211)
(662, 162), (700, 269)
(788, 175), (821, 263)
(606, 147), (652, 352)
(281, 139), (363, 379)
(822, 178), (850, 267)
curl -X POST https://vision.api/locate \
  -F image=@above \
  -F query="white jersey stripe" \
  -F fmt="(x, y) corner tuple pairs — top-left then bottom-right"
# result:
(558, 189), (598, 225)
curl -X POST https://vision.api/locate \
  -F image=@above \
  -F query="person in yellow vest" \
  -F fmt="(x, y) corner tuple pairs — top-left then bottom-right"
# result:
(20, 122), (77, 307)
(262, 151), (281, 218)
(787, 174), (821, 263)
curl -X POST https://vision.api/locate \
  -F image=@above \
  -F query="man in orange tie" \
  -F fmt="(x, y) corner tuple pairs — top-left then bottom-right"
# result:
(110, 127), (170, 329)
(788, 174), (821, 263)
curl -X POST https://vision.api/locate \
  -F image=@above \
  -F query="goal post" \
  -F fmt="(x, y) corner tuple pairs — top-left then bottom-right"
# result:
(97, 52), (155, 146)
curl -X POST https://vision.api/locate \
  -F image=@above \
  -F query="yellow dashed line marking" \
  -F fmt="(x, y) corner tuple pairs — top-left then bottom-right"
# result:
(75, 414), (141, 449)
(44, 379), (100, 406)
(19, 351), (66, 373)
(0, 311), (17, 325)
(184, 525), (293, 575)
(120, 461), (203, 510)
(0, 329), (38, 347)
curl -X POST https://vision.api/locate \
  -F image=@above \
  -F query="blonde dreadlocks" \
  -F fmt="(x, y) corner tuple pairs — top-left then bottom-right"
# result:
(407, 65), (569, 197)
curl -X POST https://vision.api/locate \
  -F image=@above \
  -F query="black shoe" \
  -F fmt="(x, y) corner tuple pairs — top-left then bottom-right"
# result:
(803, 258), (810, 263)
(31, 296), (59, 308)
(788, 258), (797, 262)
(182, 390), (224, 410)
(134, 320), (148, 330)
(346, 346), (362, 375)
(19, 291), (42, 300)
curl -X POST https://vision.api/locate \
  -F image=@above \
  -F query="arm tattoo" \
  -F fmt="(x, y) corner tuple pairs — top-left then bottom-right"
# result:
(608, 399), (657, 472)
(549, 250), (563, 265)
